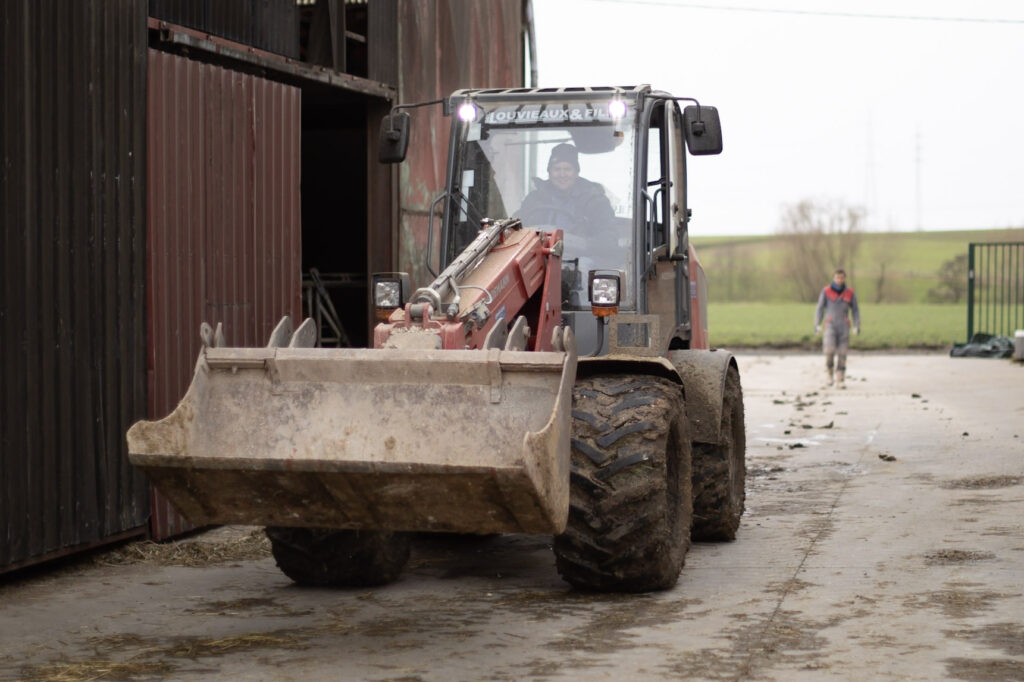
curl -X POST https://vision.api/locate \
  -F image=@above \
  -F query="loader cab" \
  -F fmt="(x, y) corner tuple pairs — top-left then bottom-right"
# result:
(436, 86), (720, 356)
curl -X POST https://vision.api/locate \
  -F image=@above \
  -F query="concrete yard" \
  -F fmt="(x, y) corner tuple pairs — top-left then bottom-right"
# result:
(1, 353), (1022, 681)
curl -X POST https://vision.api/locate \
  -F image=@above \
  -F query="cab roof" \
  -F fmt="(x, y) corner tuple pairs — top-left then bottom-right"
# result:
(450, 85), (655, 104)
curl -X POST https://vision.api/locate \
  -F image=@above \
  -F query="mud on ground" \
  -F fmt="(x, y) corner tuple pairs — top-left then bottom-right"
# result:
(1, 353), (1022, 681)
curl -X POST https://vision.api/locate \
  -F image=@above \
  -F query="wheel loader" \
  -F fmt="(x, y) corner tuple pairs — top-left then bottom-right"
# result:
(128, 85), (745, 593)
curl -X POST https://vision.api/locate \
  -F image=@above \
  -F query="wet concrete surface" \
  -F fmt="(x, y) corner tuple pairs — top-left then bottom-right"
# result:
(1, 353), (1022, 681)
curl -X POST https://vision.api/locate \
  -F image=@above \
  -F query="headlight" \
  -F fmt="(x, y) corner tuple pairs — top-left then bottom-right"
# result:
(375, 280), (401, 308)
(371, 273), (411, 320)
(457, 101), (479, 122)
(588, 271), (621, 316)
(591, 278), (619, 305)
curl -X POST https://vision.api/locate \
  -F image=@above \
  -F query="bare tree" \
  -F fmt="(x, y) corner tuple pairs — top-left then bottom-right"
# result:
(871, 239), (907, 303)
(715, 243), (758, 302)
(776, 199), (865, 302)
(926, 254), (968, 303)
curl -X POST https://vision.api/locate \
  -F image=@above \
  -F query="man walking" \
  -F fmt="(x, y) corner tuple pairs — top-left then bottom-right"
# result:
(815, 269), (861, 386)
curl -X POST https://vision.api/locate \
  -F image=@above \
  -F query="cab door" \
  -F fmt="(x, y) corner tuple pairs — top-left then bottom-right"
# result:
(643, 100), (690, 349)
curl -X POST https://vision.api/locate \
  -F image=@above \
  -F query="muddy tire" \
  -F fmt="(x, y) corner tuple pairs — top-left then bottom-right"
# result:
(264, 527), (410, 587)
(691, 364), (746, 541)
(554, 375), (692, 592)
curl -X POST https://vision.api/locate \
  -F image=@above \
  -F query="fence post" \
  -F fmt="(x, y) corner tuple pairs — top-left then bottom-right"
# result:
(966, 243), (976, 342)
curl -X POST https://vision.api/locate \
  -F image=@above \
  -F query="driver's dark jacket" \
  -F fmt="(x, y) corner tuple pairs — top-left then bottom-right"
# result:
(516, 177), (614, 230)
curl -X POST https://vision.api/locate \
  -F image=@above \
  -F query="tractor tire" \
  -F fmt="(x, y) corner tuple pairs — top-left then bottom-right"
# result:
(691, 364), (746, 541)
(554, 375), (692, 592)
(264, 527), (410, 587)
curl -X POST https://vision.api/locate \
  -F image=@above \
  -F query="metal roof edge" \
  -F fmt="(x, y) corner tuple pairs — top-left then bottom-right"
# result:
(148, 17), (396, 100)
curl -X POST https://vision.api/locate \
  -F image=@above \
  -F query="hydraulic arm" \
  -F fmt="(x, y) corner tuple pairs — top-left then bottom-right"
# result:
(375, 218), (564, 353)
(127, 217), (577, 536)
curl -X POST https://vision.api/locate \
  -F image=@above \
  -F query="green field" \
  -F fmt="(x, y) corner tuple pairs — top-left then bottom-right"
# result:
(692, 228), (1024, 304)
(707, 302), (966, 349)
(688, 227), (1021, 348)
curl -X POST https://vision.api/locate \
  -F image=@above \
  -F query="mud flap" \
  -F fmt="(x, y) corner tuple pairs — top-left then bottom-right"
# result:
(128, 330), (577, 535)
(666, 349), (735, 444)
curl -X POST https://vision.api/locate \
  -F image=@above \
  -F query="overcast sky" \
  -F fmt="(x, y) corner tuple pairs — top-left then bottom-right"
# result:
(531, 0), (1024, 235)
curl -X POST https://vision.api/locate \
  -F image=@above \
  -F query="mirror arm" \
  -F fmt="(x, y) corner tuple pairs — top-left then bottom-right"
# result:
(669, 96), (701, 118)
(671, 97), (709, 137)
(388, 97), (448, 121)
(384, 97), (449, 136)
(379, 97), (452, 164)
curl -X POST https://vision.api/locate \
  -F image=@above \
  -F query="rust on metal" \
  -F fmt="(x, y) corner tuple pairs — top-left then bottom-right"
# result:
(395, 0), (526, 288)
(148, 17), (396, 100)
(146, 49), (303, 539)
(149, 0), (300, 59)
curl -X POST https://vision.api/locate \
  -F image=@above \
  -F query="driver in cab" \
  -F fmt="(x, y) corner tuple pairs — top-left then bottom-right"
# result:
(516, 143), (614, 231)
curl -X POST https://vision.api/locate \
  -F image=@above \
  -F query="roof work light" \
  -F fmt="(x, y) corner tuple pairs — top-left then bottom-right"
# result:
(457, 102), (479, 122)
(608, 98), (627, 119)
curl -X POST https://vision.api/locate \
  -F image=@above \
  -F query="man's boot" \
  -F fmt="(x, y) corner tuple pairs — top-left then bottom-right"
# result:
(836, 370), (845, 386)
(826, 367), (834, 386)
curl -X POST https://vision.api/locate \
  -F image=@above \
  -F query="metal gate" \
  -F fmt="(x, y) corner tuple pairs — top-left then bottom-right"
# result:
(967, 242), (1024, 340)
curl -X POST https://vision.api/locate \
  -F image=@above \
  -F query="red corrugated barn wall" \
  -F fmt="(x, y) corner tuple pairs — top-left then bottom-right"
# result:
(146, 49), (302, 539)
(395, 0), (527, 287)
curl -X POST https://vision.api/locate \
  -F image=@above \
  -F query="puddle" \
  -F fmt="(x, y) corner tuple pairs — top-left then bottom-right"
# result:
(923, 549), (997, 565)
(906, 587), (1018, 619)
(659, 610), (841, 680)
(945, 658), (1024, 682)
(945, 622), (1024, 658)
(756, 437), (822, 448)
(748, 464), (786, 478)
(941, 476), (1022, 490)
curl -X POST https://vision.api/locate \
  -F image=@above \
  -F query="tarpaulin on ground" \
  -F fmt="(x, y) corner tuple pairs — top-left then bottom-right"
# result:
(949, 333), (1015, 358)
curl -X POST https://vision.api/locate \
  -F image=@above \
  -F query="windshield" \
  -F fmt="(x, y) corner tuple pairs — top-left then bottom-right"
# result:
(449, 98), (637, 310)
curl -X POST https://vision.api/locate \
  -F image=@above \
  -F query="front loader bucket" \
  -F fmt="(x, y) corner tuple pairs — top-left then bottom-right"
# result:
(128, 340), (577, 535)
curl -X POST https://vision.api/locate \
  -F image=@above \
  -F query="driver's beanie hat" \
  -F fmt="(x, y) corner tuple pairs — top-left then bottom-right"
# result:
(548, 143), (580, 172)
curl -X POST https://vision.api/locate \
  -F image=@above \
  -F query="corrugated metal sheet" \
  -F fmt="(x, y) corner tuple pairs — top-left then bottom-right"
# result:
(147, 49), (302, 539)
(1, 0), (150, 572)
(149, 0), (300, 59)
(367, 0), (399, 86)
(394, 0), (526, 285)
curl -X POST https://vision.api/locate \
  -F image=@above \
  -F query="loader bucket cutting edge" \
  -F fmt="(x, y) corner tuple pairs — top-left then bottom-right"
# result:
(128, 345), (577, 535)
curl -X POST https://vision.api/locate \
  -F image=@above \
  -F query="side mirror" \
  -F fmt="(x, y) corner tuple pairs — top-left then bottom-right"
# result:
(378, 112), (410, 163)
(682, 105), (723, 156)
